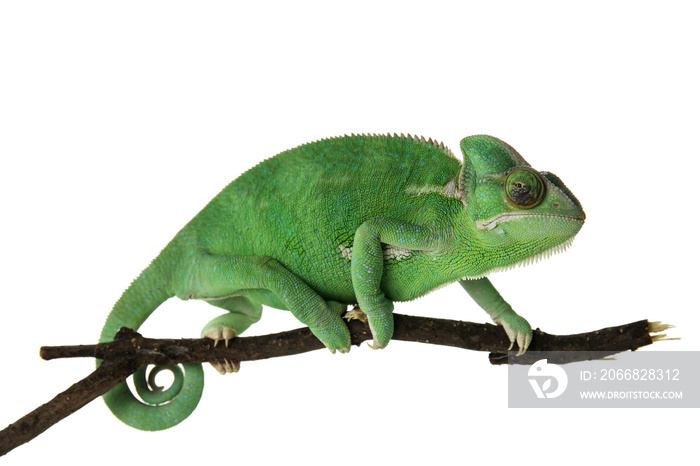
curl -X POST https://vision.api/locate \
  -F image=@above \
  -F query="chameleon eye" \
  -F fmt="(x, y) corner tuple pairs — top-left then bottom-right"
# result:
(505, 168), (545, 209)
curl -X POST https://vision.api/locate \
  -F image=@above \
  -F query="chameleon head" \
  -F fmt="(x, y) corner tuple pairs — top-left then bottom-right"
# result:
(458, 135), (586, 273)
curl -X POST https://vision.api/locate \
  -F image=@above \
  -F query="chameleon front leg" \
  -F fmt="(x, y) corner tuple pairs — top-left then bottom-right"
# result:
(351, 217), (440, 349)
(458, 277), (532, 355)
(177, 254), (351, 353)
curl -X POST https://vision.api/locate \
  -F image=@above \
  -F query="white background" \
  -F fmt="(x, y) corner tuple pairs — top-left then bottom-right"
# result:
(1, 1), (698, 464)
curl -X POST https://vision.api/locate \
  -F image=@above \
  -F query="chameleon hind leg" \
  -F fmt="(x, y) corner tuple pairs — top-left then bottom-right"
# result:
(178, 254), (351, 353)
(201, 296), (262, 374)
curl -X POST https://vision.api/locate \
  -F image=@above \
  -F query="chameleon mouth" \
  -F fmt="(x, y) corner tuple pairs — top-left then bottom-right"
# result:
(475, 212), (585, 231)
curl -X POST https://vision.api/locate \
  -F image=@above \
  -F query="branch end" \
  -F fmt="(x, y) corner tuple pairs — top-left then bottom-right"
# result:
(648, 321), (678, 343)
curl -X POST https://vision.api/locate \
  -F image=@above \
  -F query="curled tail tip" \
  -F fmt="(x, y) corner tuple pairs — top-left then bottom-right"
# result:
(103, 363), (204, 431)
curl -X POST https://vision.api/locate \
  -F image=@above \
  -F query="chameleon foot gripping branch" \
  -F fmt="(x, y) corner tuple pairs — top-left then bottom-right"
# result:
(98, 134), (585, 430)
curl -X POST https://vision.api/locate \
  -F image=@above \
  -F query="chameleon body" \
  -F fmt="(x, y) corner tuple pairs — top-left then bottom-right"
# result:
(99, 134), (585, 430)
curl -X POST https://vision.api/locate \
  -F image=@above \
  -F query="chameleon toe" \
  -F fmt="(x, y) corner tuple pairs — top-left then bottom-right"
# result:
(210, 359), (240, 375)
(202, 327), (237, 348)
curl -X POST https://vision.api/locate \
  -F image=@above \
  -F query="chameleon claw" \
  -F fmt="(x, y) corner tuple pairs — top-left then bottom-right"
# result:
(203, 328), (239, 373)
(494, 311), (532, 356)
(210, 359), (240, 375)
(212, 361), (226, 375)
(365, 315), (390, 350)
(343, 307), (369, 323)
(367, 339), (383, 350)
(367, 336), (389, 350)
(517, 331), (533, 356)
(203, 327), (237, 348)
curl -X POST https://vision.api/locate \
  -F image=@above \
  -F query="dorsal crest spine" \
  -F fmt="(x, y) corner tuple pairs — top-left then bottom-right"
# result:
(347, 132), (457, 159)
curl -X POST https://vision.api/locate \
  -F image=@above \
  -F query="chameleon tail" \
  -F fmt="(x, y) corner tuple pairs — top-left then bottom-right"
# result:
(98, 252), (204, 431)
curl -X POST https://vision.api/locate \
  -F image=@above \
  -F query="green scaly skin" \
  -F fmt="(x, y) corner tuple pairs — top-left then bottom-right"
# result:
(100, 134), (585, 430)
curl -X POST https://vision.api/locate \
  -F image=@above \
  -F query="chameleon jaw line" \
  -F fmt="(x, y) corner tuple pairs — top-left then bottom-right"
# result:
(475, 212), (585, 231)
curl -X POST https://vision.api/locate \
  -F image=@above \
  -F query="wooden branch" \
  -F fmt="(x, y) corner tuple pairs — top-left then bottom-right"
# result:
(0, 314), (671, 457)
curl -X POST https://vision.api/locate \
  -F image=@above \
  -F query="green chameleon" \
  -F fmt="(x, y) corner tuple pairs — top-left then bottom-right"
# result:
(99, 134), (585, 430)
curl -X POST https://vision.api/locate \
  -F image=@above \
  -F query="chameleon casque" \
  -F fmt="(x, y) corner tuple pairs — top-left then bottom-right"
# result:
(99, 134), (585, 430)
